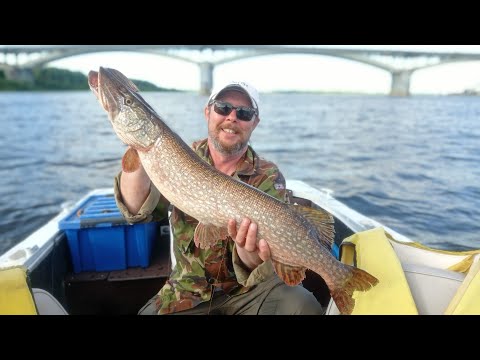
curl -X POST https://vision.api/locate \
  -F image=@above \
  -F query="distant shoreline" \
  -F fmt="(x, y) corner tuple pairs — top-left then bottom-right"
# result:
(0, 67), (178, 92)
(1, 68), (476, 96)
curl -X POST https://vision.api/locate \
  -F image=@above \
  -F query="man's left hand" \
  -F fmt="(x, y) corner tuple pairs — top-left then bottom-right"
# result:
(228, 218), (271, 271)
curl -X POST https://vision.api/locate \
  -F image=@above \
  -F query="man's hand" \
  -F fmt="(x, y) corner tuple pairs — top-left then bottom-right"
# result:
(228, 218), (271, 271)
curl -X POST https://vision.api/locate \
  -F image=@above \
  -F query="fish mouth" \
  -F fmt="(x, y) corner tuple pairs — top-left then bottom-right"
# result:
(88, 70), (100, 101)
(88, 67), (118, 118)
(88, 69), (108, 112)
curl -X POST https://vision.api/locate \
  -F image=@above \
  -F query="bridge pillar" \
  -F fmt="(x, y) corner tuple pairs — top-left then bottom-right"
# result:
(390, 70), (412, 97)
(4, 66), (35, 84)
(199, 62), (214, 96)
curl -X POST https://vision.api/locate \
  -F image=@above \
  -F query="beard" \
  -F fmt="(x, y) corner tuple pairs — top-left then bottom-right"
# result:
(209, 127), (249, 157)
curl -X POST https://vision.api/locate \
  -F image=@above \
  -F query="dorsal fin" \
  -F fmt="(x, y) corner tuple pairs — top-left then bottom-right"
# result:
(291, 204), (335, 249)
(122, 147), (141, 173)
(271, 259), (307, 286)
(108, 68), (139, 92)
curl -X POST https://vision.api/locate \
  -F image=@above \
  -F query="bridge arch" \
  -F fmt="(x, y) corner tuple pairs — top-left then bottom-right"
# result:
(21, 48), (397, 95)
(211, 53), (392, 94)
(215, 50), (395, 72)
(23, 49), (197, 69)
(409, 60), (480, 94)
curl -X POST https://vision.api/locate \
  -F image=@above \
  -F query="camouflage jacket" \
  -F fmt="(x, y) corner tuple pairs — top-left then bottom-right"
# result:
(114, 138), (288, 314)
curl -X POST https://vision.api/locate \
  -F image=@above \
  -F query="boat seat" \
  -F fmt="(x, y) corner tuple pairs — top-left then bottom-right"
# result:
(0, 267), (67, 315)
(402, 263), (465, 315)
(323, 227), (478, 315)
(32, 288), (69, 315)
(0, 266), (37, 315)
(325, 263), (465, 315)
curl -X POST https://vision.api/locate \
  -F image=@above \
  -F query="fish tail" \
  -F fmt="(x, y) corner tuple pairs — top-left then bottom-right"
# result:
(331, 266), (379, 315)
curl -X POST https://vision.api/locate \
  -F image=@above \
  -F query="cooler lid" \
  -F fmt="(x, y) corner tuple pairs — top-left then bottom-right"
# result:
(59, 194), (127, 230)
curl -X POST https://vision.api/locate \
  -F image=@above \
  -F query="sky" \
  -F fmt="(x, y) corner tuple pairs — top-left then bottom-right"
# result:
(5, 45), (480, 94)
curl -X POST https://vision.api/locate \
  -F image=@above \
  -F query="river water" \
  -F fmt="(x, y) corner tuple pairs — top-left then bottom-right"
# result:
(0, 91), (478, 253)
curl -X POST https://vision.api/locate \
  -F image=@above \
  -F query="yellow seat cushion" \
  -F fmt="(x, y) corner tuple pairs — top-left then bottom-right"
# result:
(0, 267), (37, 315)
(340, 227), (418, 315)
(445, 260), (480, 315)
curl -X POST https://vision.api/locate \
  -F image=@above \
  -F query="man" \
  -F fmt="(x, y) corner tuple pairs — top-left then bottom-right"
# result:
(114, 80), (324, 315)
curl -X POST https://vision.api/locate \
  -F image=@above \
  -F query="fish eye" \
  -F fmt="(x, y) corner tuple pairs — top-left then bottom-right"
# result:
(124, 97), (134, 106)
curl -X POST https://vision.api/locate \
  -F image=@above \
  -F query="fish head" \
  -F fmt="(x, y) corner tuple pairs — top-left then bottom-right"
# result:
(88, 67), (163, 151)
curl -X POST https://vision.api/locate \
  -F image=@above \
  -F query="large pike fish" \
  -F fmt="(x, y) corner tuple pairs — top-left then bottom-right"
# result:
(88, 67), (378, 314)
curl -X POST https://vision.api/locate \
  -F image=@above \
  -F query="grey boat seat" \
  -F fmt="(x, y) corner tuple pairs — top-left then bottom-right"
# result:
(32, 288), (68, 315)
(402, 263), (465, 315)
(326, 263), (466, 315)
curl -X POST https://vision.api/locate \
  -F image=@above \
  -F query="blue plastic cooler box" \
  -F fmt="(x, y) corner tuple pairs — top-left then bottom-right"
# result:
(59, 194), (158, 273)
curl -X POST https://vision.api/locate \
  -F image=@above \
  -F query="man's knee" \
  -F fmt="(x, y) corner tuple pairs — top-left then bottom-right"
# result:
(261, 283), (324, 315)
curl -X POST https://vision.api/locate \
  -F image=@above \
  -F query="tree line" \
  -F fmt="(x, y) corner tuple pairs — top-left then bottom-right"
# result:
(0, 67), (176, 91)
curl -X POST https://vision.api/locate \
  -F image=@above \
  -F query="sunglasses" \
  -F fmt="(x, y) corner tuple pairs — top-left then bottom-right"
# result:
(210, 100), (257, 121)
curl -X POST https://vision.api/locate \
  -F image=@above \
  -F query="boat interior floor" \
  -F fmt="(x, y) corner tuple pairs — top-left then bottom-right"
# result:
(63, 227), (172, 315)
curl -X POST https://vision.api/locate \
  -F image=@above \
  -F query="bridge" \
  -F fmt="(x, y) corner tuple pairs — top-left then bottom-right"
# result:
(2, 45), (480, 96)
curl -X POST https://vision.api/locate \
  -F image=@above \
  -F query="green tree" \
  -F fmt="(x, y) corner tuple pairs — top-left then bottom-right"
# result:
(0, 67), (179, 91)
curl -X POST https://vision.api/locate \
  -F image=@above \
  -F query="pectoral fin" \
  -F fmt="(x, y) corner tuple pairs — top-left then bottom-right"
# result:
(194, 223), (229, 249)
(122, 147), (140, 173)
(291, 204), (335, 249)
(272, 259), (307, 286)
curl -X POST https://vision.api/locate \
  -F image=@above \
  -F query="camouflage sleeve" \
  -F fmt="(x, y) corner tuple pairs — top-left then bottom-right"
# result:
(250, 166), (288, 204)
(113, 171), (169, 224)
(232, 165), (288, 285)
(232, 249), (275, 286)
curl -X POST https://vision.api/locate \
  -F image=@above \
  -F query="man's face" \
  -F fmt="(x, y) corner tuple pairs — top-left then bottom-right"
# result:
(205, 90), (259, 157)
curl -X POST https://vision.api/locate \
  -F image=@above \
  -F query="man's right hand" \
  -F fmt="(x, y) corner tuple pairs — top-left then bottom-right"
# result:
(228, 218), (271, 271)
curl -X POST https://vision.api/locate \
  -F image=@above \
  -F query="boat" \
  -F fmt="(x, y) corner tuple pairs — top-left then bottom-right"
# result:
(1, 179), (479, 315)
